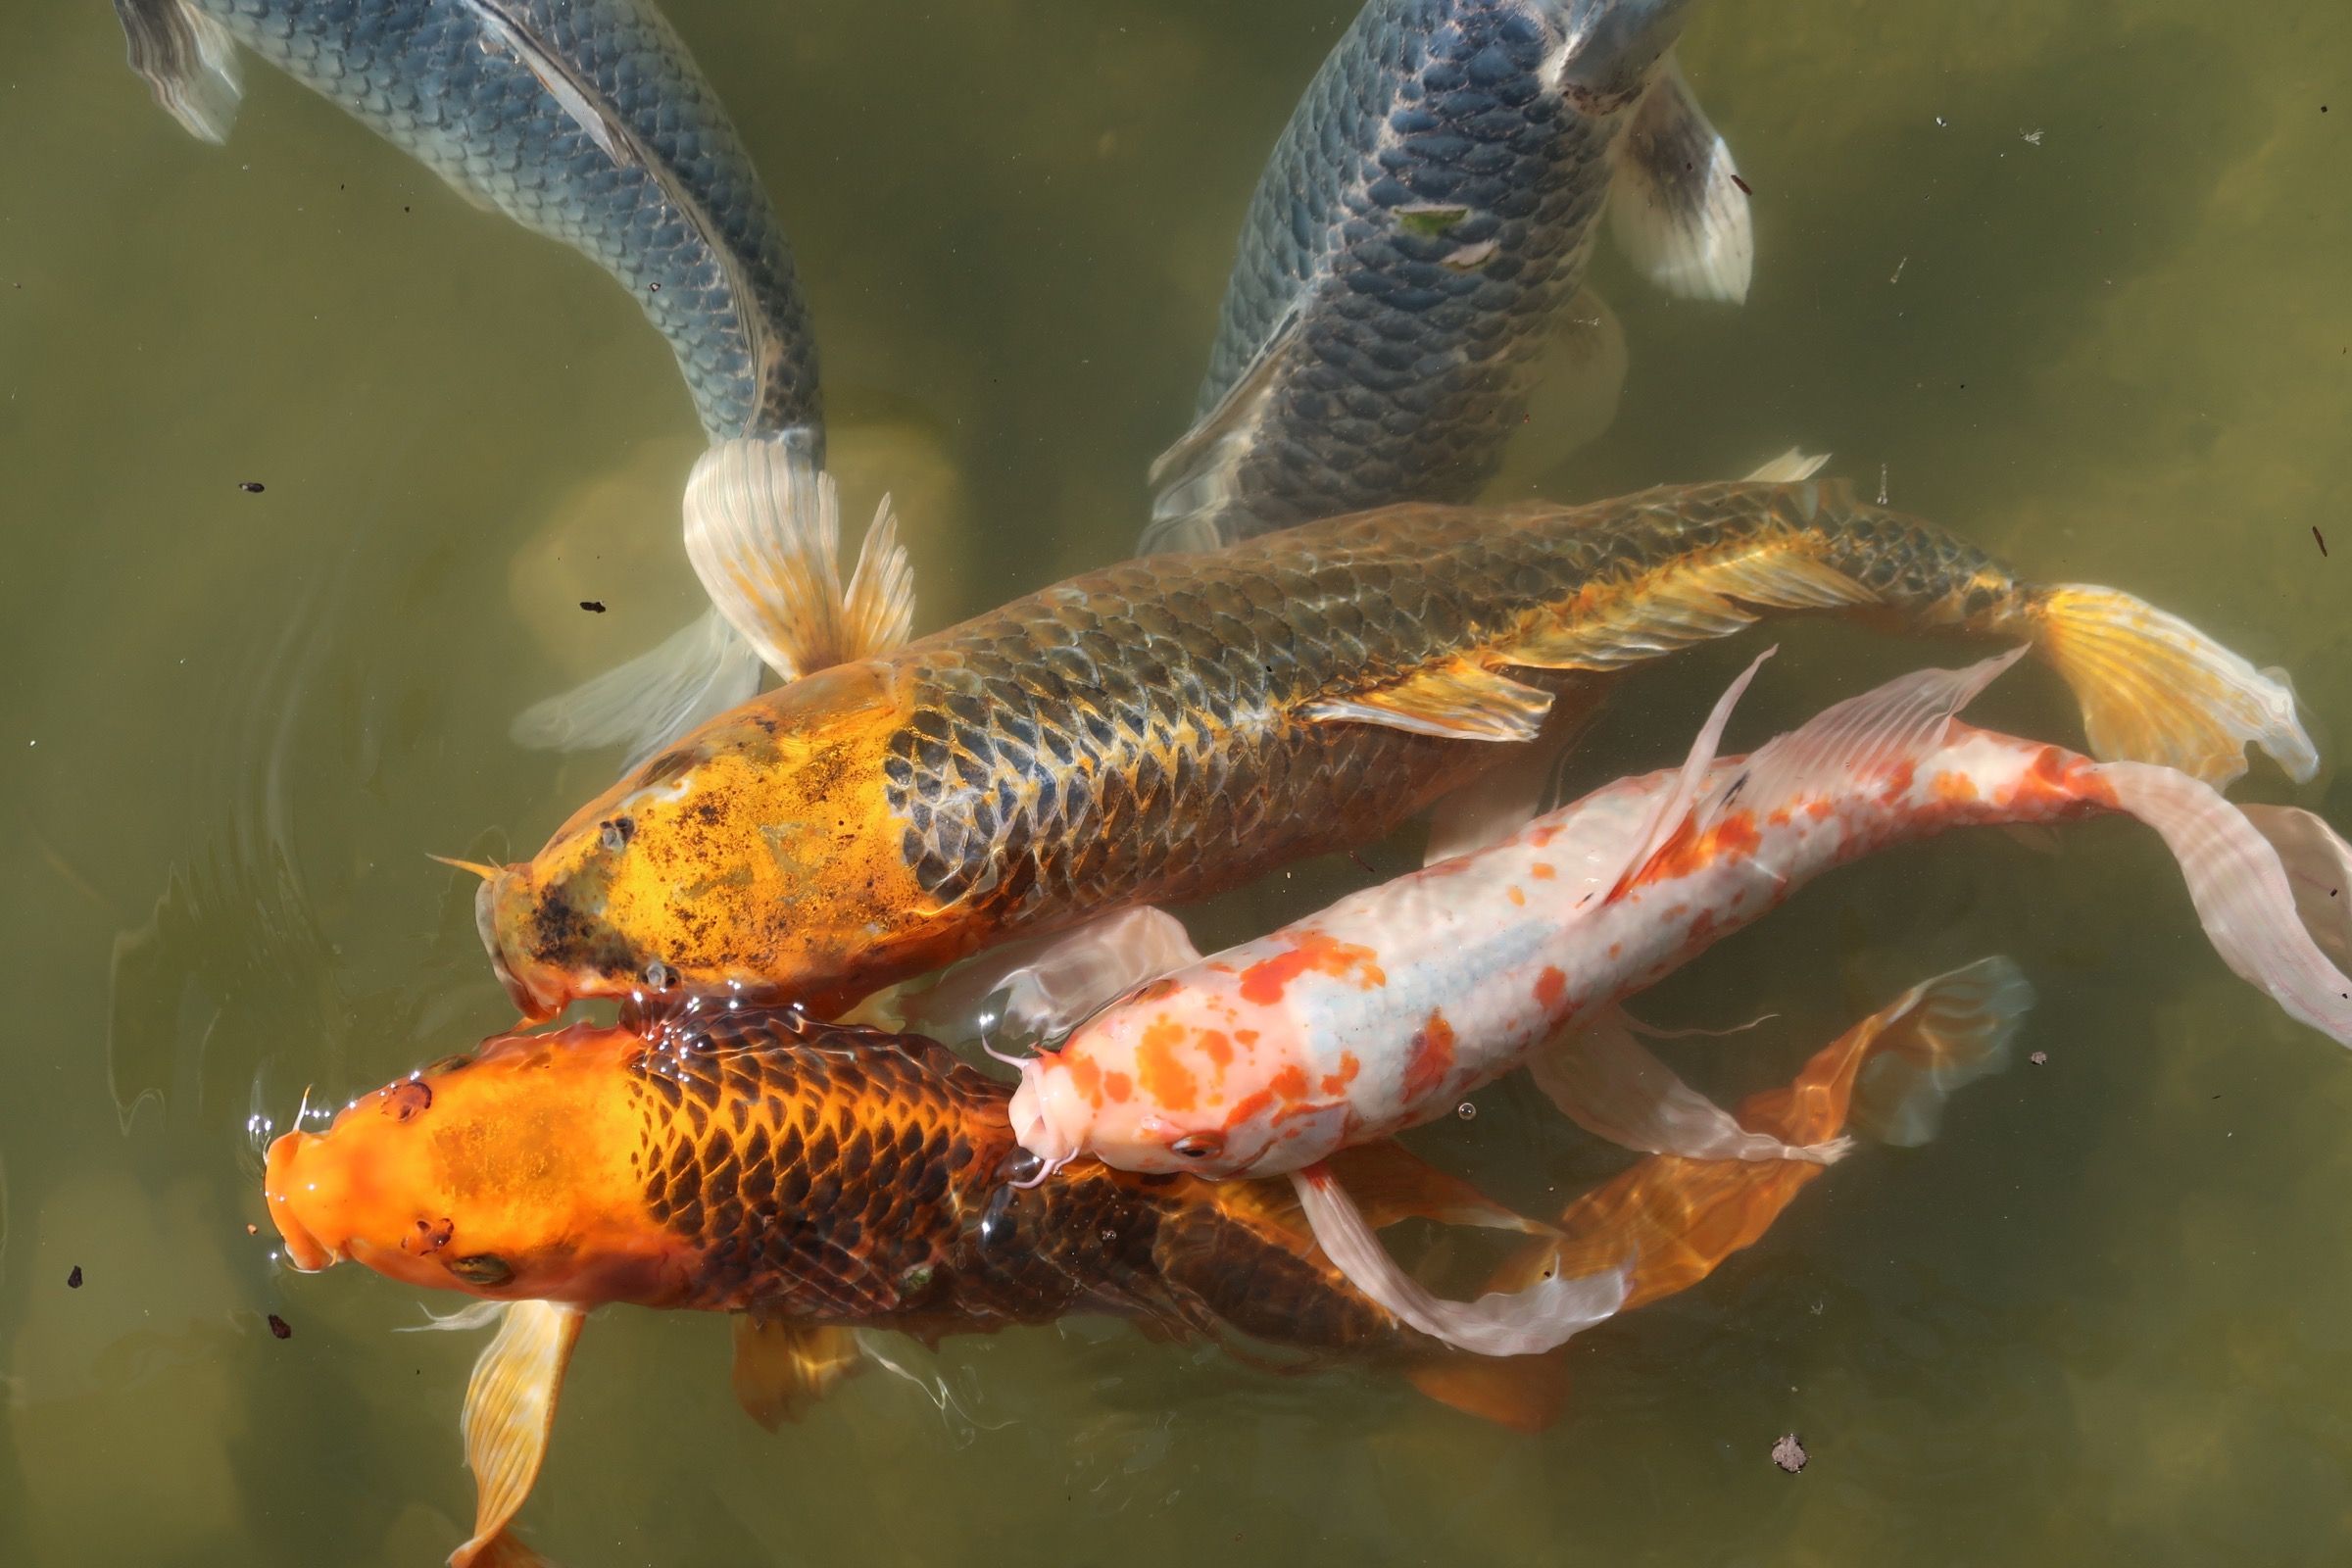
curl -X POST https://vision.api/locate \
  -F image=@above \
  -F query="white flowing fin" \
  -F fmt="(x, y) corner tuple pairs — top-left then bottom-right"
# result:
(115, 0), (244, 144)
(1532, 1007), (1850, 1163)
(683, 437), (917, 683)
(396, 1299), (511, 1335)
(2096, 764), (2352, 1046)
(2029, 585), (2316, 786)
(1291, 1165), (1626, 1356)
(1608, 57), (1753, 304)
(1600, 646), (1775, 900)
(510, 607), (762, 770)
(903, 907), (1203, 1049)
(1141, 309), (1304, 554)
(1740, 448), (1831, 483)
(1848, 956), (2034, 1146)
(2238, 805), (2352, 977)
(449, 1300), (584, 1568)
(1711, 648), (2028, 840)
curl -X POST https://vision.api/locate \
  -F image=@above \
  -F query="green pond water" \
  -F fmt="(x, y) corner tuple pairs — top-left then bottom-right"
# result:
(4, 1), (2351, 1563)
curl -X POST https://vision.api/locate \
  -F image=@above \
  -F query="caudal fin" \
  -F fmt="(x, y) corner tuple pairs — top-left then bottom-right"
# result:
(117, 0), (244, 144)
(1610, 57), (1753, 305)
(2099, 763), (2352, 1046)
(2239, 805), (2352, 976)
(2029, 586), (2315, 787)
(1848, 956), (2035, 1147)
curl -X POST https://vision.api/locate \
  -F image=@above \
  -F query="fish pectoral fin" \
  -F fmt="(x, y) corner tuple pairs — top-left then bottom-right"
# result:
(1597, 647), (1775, 900)
(905, 906), (1203, 1049)
(1529, 1006), (1848, 1164)
(115, 0), (244, 144)
(1324, 1143), (1558, 1236)
(450, 1300), (586, 1568)
(729, 1318), (865, 1432)
(1290, 1165), (1625, 1357)
(1422, 686), (1606, 863)
(2026, 585), (2316, 786)
(1305, 657), (1555, 743)
(1141, 308), (1305, 554)
(1609, 57), (1753, 305)
(510, 606), (764, 768)
(1848, 957), (2034, 1147)
(683, 437), (917, 684)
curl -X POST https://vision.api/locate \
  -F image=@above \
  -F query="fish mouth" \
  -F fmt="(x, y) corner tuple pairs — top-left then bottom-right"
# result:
(263, 1131), (336, 1273)
(478, 868), (563, 1021)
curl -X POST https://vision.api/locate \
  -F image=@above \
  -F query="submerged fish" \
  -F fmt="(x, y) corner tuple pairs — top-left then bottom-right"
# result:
(474, 440), (2311, 1022)
(1004, 651), (2352, 1349)
(1147, 0), (1752, 553)
(114, 0), (825, 757)
(264, 1007), (1579, 1563)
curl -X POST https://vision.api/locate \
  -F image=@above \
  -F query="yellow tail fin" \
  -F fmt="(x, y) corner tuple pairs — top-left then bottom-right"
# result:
(2029, 585), (2314, 787)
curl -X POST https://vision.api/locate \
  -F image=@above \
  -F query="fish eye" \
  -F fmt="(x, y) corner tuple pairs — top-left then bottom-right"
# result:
(1169, 1132), (1224, 1160)
(447, 1253), (514, 1287)
(382, 1081), (433, 1122)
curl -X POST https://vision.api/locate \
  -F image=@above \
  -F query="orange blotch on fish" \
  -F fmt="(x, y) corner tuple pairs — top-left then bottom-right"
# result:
(1237, 929), (1389, 1004)
(1933, 770), (1981, 805)
(1507, 886), (1526, 906)
(1881, 759), (1916, 798)
(1065, 1053), (1103, 1108)
(1199, 1030), (1234, 1069)
(1806, 798), (1834, 821)
(1402, 1010), (1457, 1102)
(1638, 809), (1762, 885)
(1136, 1021), (1199, 1112)
(1268, 1065), (1310, 1102)
(1529, 825), (1558, 848)
(1529, 862), (1556, 881)
(1221, 1087), (1273, 1130)
(1535, 965), (1568, 1010)
(1319, 1053), (1362, 1097)
(1102, 1070), (1133, 1102)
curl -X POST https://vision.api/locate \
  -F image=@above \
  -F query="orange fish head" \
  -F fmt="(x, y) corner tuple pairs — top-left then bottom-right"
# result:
(262, 1027), (673, 1304)
(481, 662), (918, 1017)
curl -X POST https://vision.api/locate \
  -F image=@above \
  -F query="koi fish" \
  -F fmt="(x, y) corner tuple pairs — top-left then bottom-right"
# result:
(1004, 650), (2352, 1351)
(264, 1006), (1580, 1564)
(1148, 0), (1751, 552)
(475, 439), (2311, 1022)
(113, 0), (828, 761)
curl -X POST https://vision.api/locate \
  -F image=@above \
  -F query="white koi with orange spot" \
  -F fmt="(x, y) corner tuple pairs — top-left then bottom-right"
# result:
(1012, 649), (2352, 1189)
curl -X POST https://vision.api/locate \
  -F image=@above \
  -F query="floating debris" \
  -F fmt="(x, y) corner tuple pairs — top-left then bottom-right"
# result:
(1771, 1432), (1808, 1473)
(579, 600), (608, 613)
(66, 1265), (83, 1289)
(268, 1313), (293, 1341)
(238, 481), (266, 493)
(2314, 526), (2328, 558)
(1455, 1102), (1477, 1121)
(2030, 1051), (2049, 1066)
(2022, 128), (2043, 146)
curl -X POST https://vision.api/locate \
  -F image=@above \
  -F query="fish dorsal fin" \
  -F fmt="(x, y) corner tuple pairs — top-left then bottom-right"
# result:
(1305, 656), (1555, 743)
(1530, 1006), (1851, 1164)
(1608, 56), (1754, 304)
(1323, 1143), (1558, 1236)
(1290, 1165), (1626, 1356)
(1849, 956), (2034, 1147)
(468, 2), (640, 170)
(729, 1318), (865, 1432)
(1140, 309), (1305, 554)
(683, 437), (917, 683)
(450, 1300), (586, 1568)
(1598, 647), (1773, 901)
(1740, 448), (1831, 483)
(1700, 649), (2027, 848)
(116, 0), (244, 144)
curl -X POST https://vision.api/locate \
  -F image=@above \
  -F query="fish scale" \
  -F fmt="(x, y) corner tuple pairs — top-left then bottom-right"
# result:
(162, 0), (818, 442)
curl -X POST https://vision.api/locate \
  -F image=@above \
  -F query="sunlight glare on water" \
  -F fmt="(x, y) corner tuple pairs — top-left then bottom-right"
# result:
(1, 1), (2349, 1563)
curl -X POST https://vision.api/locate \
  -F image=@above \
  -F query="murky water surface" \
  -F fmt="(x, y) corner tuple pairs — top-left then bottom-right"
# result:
(5, 2), (2351, 1562)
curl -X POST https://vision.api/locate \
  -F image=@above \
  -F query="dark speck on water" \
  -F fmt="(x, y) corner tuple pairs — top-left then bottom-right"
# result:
(579, 600), (608, 612)
(2314, 525), (2328, 557)
(238, 481), (265, 493)
(1771, 1433), (1808, 1473)
(1731, 172), (1753, 194)
(66, 1265), (82, 1290)
(268, 1314), (292, 1341)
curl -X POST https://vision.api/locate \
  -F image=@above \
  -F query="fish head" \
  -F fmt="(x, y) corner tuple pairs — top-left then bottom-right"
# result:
(1552, 0), (1695, 106)
(1009, 992), (1288, 1180)
(263, 1026), (674, 1304)
(482, 662), (917, 1018)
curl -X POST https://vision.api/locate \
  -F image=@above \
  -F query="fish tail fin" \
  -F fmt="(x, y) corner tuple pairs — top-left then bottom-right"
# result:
(509, 607), (763, 771)
(1848, 957), (2035, 1147)
(683, 436), (916, 682)
(449, 1301), (584, 1568)
(2238, 805), (2352, 975)
(116, 0), (244, 143)
(1291, 1165), (1626, 1357)
(2024, 585), (2315, 787)
(2095, 763), (2352, 1046)
(1406, 1348), (1572, 1433)
(1610, 56), (1752, 304)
